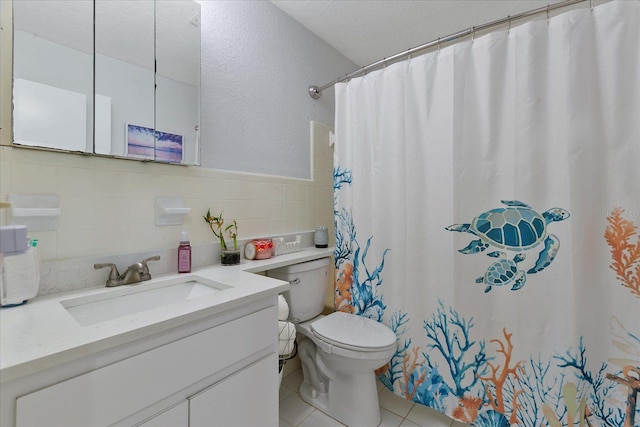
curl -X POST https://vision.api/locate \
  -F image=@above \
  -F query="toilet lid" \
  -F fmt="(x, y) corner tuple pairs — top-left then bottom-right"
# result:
(310, 312), (396, 351)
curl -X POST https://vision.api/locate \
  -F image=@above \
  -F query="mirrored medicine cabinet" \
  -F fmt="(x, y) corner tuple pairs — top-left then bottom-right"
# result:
(11, 0), (201, 165)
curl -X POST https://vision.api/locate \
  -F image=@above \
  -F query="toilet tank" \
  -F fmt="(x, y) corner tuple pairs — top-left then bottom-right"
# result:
(267, 257), (331, 322)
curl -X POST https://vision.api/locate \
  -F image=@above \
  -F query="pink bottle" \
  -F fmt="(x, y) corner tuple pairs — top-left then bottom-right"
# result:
(178, 231), (191, 273)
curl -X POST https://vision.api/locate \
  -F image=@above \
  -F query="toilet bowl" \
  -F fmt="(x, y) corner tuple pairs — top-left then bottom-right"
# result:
(268, 258), (397, 427)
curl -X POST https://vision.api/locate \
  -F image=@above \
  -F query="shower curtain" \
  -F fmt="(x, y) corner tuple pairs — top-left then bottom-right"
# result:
(333, 1), (639, 426)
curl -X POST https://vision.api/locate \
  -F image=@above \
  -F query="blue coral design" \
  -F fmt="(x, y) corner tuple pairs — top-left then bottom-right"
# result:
(334, 166), (634, 426)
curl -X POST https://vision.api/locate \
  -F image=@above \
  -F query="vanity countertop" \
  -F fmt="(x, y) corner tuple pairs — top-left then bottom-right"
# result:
(0, 247), (333, 384)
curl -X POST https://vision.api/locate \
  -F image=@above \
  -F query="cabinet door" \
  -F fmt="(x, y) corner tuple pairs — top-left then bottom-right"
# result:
(95, 0), (155, 158)
(138, 401), (188, 427)
(189, 354), (278, 427)
(12, 0), (94, 152)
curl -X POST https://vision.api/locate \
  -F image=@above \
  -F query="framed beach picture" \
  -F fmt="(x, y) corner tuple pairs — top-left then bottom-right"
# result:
(125, 124), (155, 160)
(125, 124), (183, 163)
(155, 130), (184, 163)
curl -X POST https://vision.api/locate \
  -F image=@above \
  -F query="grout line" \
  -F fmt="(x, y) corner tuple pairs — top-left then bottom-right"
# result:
(295, 409), (315, 427)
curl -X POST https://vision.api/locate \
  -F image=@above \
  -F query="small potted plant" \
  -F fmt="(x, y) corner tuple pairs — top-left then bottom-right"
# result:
(203, 209), (240, 265)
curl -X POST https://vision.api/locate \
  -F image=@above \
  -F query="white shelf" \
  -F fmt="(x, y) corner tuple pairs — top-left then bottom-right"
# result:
(156, 197), (192, 226)
(7, 194), (61, 231)
(12, 208), (62, 218)
(161, 207), (192, 216)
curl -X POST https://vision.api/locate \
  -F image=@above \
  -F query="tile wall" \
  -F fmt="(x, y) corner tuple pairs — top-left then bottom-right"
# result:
(0, 121), (334, 263)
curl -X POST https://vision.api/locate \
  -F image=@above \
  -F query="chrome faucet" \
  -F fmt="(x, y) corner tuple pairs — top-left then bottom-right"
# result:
(94, 255), (161, 287)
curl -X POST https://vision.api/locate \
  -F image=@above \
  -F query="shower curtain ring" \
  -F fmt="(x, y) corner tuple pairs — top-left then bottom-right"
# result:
(546, 5), (550, 22)
(507, 16), (511, 32)
(471, 26), (476, 41)
(437, 37), (441, 51)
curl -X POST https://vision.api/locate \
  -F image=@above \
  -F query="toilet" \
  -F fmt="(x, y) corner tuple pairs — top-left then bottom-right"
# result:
(268, 258), (396, 427)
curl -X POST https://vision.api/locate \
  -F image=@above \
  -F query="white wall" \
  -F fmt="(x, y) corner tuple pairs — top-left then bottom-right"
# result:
(199, 0), (356, 179)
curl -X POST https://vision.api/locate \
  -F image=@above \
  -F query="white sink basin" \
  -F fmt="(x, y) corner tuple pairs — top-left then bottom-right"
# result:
(61, 276), (231, 326)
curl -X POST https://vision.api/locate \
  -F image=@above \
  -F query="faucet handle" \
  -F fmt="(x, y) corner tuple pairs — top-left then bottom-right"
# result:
(94, 263), (120, 280)
(94, 263), (123, 287)
(140, 255), (161, 281)
(142, 255), (161, 266)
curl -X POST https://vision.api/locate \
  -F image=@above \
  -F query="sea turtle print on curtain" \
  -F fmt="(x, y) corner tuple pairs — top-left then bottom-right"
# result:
(446, 200), (571, 292)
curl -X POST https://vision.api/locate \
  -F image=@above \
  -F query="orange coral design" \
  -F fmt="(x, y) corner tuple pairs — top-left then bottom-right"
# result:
(335, 263), (355, 313)
(452, 396), (483, 424)
(478, 328), (524, 425)
(401, 347), (427, 400)
(604, 208), (640, 297)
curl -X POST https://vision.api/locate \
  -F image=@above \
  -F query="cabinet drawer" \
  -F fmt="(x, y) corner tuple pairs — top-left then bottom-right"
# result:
(190, 354), (278, 427)
(16, 306), (277, 427)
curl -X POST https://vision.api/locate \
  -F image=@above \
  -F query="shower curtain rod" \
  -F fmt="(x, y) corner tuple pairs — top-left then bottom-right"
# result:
(308, 0), (588, 99)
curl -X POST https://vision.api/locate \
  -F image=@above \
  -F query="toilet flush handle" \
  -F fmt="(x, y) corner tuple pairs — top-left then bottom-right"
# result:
(288, 278), (300, 285)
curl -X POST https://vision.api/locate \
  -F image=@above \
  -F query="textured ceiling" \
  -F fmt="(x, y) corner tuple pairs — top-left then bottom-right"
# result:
(270, 0), (590, 67)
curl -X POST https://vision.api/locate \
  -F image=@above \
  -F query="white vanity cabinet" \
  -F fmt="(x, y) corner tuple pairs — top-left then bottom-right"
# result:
(7, 298), (279, 427)
(138, 401), (189, 427)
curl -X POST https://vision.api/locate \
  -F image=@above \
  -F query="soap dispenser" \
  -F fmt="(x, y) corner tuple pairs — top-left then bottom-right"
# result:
(178, 231), (191, 273)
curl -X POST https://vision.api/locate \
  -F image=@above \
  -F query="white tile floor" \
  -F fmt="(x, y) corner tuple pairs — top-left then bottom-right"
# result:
(279, 365), (469, 427)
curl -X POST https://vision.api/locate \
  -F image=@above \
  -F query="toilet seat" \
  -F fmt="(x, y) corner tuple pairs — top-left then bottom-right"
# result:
(310, 312), (396, 352)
